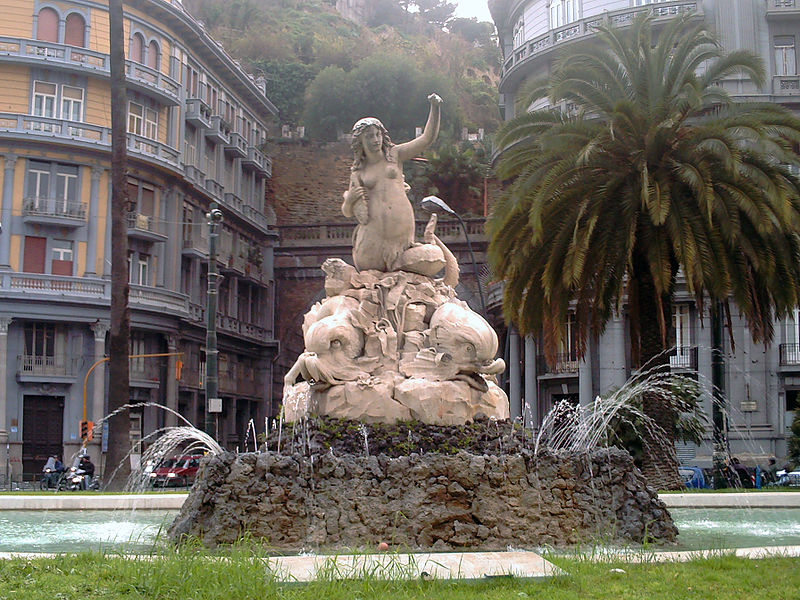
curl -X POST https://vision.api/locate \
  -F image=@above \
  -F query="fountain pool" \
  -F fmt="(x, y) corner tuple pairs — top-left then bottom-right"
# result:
(0, 508), (798, 554)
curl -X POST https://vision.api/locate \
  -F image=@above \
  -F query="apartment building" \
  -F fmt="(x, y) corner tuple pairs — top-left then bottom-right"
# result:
(0, 0), (279, 480)
(490, 0), (800, 465)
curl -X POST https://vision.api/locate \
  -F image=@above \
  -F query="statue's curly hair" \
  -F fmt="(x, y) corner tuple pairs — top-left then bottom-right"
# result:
(350, 117), (394, 171)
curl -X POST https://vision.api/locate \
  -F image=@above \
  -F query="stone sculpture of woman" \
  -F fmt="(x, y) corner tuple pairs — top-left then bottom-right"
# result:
(342, 94), (457, 284)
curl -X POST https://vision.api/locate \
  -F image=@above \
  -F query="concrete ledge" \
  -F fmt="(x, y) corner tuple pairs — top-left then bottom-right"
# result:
(0, 494), (187, 510)
(659, 492), (800, 508)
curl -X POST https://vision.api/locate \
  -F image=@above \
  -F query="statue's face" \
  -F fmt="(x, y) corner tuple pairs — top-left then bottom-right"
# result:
(362, 125), (383, 154)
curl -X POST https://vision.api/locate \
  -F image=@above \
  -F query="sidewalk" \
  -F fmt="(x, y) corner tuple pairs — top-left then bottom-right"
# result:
(1, 491), (798, 510)
(659, 492), (800, 508)
(0, 493), (187, 510)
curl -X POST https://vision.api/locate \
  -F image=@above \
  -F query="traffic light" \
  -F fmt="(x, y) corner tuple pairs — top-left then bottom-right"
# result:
(175, 359), (183, 381)
(80, 420), (93, 442)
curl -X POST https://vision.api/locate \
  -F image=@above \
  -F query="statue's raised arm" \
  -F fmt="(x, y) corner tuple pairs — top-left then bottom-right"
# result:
(396, 93), (442, 162)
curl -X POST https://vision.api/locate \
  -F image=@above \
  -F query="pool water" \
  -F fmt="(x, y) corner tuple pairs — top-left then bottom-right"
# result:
(0, 510), (178, 553)
(0, 508), (798, 554)
(671, 507), (800, 550)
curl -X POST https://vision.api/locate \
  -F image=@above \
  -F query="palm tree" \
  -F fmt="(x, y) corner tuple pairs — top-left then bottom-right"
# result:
(489, 14), (800, 489)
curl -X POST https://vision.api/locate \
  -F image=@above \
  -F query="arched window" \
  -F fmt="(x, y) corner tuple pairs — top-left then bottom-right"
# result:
(130, 32), (145, 63)
(146, 40), (159, 70)
(64, 13), (85, 47)
(36, 7), (59, 43)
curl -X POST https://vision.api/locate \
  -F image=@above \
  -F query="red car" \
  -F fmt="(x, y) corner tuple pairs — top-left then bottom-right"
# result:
(149, 455), (202, 487)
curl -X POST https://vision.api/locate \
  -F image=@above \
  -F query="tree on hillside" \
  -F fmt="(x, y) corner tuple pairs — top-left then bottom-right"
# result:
(489, 14), (800, 489)
(302, 54), (461, 141)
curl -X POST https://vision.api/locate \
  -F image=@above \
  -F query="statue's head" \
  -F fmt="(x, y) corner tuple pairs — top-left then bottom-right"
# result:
(351, 117), (393, 170)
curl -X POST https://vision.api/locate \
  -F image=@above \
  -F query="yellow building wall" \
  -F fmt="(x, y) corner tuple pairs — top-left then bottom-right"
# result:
(94, 170), (108, 274)
(86, 78), (112, 128)
(89, 6), (110, 54)
(0, 66), (30, 114)
(0, 0), (34, 38)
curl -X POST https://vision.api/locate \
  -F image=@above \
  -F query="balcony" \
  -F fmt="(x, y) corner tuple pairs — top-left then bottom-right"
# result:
(129, 284), (189, 318)
(22, 197), (86, 226)
(243, 205), (274, 236)
(183, 164), (205, 187)
(669, 346), (698, 371)
(205, 115), (230, 145)
(0, 113), (182, 174)
(185, 97), (211, 129)
(127, 212), (166, 242)
(0, 272), (107, 300)
(182, 229), (208, 258)
(500, 1), (702, 91)
(773, 75), (800, 96)
(242, 146), (271, 177)
(17, 354), (80, 381)
(225, 132), (248, 158)
(204, 177), (224, 200)
(128, 134), (180, 169)
(767, 0), (800, 17)
(780, 343), (800, 366)
(0, 37), (179, 104)
(537, 353), (580, 376)
(125, 60), (180, 105)
(186, 303), (272, 344)
(223, 191), (245, 214)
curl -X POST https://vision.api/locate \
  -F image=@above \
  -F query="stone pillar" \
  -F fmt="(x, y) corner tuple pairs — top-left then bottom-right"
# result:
(0, 155), (17, 269)
(579, 342), (593, 407)
(509, 329), (521, 419)
(89, 321), (110, 436)
(165, 335), (178, 428)
(599, 312), (627, 394)
(523, 335), (538, 428)
(0, 317), (10, 483)
(85, 167), (104, 275)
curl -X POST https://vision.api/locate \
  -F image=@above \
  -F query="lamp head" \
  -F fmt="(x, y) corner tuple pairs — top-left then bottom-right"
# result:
(420, 195), (456, 215)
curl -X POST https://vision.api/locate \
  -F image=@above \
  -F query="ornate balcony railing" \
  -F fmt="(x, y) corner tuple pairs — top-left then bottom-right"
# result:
(243, 146), (271, 177)
(767, 0), (800, 15)
(0, 113), (183, 174)
(773, 75), (800, 95)
(185, 97), (212, 128)
(537, 353), (580, 375)
(1, 272), (107, 297)
(780, 343), (800, 366)
(186, 302), (271, 343)
(279, 218), (486, 248)
(17, 354), (81, 377)
(129, 284), (189, 317)
(669, 346), (698, 370)
(501, 2), (701, 84)
(22, 197), (86, 222)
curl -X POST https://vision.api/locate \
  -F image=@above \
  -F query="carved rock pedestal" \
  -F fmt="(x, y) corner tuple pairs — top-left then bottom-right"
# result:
(283, 259), (509, 425)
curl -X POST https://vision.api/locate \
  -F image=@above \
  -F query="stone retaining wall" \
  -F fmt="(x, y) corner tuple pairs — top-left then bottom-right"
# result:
(169, 447), (676, 550)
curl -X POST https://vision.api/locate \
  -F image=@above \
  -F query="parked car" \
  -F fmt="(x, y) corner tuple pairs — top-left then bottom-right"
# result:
(149, 455), (202, 487)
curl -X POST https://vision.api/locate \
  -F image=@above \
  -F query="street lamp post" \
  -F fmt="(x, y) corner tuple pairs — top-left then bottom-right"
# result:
(420, 195), (486, 315)
(205, 204), (223, 438)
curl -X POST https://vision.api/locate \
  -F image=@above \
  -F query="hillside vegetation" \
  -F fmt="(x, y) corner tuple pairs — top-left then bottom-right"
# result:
(184, 0), (501, 142)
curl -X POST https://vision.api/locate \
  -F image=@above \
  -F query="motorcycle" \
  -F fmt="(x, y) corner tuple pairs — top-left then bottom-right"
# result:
(63, 465), (99, 491)
(39, 468), (68, 491)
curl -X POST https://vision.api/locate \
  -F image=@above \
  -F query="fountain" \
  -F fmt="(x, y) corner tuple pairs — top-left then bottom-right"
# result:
(166, 97), (678, 551)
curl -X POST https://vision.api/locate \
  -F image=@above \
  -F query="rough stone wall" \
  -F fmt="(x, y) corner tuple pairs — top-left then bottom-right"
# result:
(169, 448), (677, 550)
(267, 141), (353, 226)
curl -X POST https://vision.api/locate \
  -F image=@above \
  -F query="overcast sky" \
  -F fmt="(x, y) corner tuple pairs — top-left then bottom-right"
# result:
(453, 0), (493, 22)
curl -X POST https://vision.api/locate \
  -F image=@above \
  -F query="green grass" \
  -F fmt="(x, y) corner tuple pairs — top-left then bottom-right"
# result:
(0, 549), (797, 599)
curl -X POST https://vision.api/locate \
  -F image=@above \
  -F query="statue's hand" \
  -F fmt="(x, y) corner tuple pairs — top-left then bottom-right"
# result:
(353, 199), (369, 225)
(428, 93), (443, 105)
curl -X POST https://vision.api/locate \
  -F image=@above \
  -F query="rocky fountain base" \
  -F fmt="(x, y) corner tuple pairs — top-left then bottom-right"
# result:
(168, 419), (677, 550)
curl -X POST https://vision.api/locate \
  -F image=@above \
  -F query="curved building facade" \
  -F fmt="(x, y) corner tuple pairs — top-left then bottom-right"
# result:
(490, 0), (800, 466)
(0, 0), (279, 481)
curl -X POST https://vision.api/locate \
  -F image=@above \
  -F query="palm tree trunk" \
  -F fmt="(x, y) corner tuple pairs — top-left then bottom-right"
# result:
(633, 252), (684, 491)
(104, 0), (131, 491)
